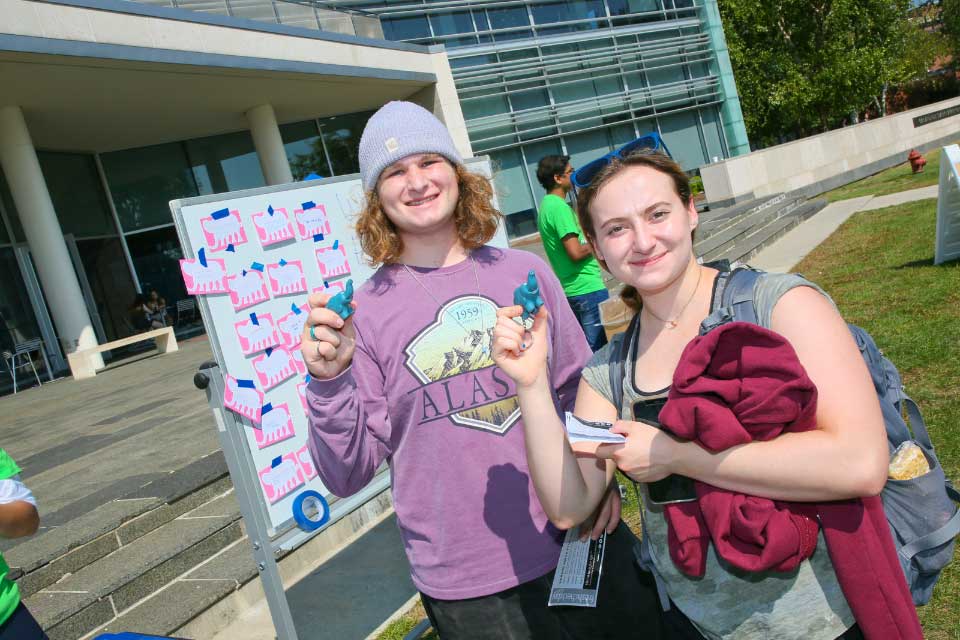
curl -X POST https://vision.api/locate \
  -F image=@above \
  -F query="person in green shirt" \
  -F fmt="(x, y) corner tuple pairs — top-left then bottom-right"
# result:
(0, 449), (47, 639)
(536, 155), (609, 351)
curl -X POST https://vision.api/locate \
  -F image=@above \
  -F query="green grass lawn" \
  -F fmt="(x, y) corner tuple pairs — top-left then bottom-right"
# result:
(381, 197), (959, 639)
(823, 143), (957, 202)
(793, 197), (959, 639)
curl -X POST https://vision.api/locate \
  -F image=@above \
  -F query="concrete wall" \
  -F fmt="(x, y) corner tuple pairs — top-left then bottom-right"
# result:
(3, 0), (435, 77)
(701, 96), (960, 207)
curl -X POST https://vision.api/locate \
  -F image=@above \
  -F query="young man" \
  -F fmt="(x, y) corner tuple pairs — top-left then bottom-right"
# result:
(0, 449), (48, 639)
(535, 155), (609, 351)
(301, 102), (662, 639)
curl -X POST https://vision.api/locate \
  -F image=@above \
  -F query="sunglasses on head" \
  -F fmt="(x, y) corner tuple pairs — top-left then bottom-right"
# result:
(570, 132), (671, 190)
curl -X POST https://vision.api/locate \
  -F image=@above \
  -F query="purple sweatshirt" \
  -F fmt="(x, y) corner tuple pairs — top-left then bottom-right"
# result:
(306, 246), (591, 599)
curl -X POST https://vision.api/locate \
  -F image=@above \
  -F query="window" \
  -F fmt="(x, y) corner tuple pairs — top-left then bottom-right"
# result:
(185, 131), (265, 195)
(490, 147), (534, 221)
(101, 142), (199, 232)
(0, 169), (23, 244)
(37, 152), (115, 239)
(531, 1), (606, 30)
(430, 10), (474, 37)
(281, 120), (330, 181)
(125, 226), (189, 309)
(318, 110), (375, 176)
(608, 0), (663, 25)
(658, 111), (707, 170)
(382, 15), (432, 41)
(487, 6), (532, 41)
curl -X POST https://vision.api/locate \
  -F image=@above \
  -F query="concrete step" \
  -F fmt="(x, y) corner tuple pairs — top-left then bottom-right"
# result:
(7, 452), (229, 599)
(25, 489), (243, 640)
(697, 193), (787, 234)
(696, 196), (804, 259)
(83, 537), (257, 639)
(716, 198), (828, 266)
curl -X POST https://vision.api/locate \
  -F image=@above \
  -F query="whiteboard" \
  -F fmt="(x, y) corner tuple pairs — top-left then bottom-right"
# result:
(170, 157), (506, 536)
(936, 144), (960, 265)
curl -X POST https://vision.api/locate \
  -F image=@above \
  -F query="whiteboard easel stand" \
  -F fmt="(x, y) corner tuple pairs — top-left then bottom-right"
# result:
(195, 361), (297, 640)
(193, 361), (390, 640)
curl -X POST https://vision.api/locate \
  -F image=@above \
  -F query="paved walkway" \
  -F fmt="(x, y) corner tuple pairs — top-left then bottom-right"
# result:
(750, 185), (939, 273)
(0, 336), (219, 545)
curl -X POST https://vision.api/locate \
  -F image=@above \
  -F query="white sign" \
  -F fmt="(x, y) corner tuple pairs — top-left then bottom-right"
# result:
(935, 144), (960, 265)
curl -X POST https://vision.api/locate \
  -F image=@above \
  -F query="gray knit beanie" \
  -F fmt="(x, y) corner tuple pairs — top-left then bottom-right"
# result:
(358, 101), (463, 192)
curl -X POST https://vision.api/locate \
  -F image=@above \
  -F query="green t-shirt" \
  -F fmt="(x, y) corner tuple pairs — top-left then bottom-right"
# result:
(0, 449), (22, 625)
(536, 194), (605, 297)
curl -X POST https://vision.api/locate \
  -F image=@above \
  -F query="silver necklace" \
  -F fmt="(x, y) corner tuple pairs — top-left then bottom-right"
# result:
(402, 255), (489, 355)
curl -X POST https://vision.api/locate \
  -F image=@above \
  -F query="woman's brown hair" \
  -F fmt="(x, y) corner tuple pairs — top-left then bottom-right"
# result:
(355, 161), (503, 266)
(574, 151), (694, 313)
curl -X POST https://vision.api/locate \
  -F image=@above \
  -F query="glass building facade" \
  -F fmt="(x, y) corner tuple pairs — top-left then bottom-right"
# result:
(330, 0), (750, 236)
(0, 111), (374, 378)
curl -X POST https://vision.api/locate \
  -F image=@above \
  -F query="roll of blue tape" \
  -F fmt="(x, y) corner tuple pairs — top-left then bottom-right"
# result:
(292, 490), (329, 531)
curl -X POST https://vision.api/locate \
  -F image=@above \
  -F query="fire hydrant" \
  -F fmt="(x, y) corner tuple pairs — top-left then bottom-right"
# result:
(908, 149), (927, 173)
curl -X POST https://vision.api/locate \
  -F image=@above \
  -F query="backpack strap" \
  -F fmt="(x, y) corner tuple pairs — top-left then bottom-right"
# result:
(900, 396), (934, 451)
(608, 311), (640, 419)
(700, 267), (763, 334)
(900, 507), (960, 561)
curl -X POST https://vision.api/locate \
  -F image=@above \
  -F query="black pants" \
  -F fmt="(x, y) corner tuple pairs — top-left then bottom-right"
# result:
(0, 603), (48, 640)
(420, 522), (663, 639)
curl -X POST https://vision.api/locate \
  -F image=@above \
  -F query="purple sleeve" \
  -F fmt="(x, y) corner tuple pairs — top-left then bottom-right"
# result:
(305, 324), (392, 498)
(539, 265), (591, 412)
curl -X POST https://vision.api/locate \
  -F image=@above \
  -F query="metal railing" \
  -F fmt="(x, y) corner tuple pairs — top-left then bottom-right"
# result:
(130, 0), (384, 39)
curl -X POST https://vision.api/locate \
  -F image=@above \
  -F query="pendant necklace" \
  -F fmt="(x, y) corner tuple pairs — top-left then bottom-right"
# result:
(401, 255), (490, 355)
(643, 266), (703, 329)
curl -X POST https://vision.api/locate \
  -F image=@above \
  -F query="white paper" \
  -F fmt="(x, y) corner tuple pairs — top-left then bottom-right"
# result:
(565, 412), (626, 444)
(548, 528), (606, 607)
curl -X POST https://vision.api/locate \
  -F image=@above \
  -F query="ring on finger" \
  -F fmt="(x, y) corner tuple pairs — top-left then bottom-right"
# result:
(309, 325), (318, 342)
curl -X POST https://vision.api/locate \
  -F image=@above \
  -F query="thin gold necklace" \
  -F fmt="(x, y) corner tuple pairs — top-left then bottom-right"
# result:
(401, 255), (489, 353)
(643, 266), (703, 330)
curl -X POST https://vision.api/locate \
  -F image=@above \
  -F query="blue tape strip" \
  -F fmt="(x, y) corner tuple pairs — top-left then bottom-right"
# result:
(265, 347), (273, 356)
(262, 402), (273, 414)
(292, 303), (302, 315)
(250, 312), (259, 326)
(271, 455), (282, 468)
(302, 201), (316, 210)
(237, 379), (256, 389)
(313, 233), (324, 242)
(211, 208), (230, 220)
(332, 239), (339, 250)
(292, 490), (329, 532)
(267, 205), (274, 215)
(226, 244), (235, 252)
(250, 262), (264, 272)
(279, 258), (287, 267)
(198, 248), (207, 268)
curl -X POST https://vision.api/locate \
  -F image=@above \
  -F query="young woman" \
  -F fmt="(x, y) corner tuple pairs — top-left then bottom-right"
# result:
(492, 151), (920, 639)
(300, 102), (662, 639)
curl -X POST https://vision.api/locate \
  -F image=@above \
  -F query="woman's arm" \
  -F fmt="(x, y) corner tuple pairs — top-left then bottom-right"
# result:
(494, 306), (614, 529)
(602, 286), (888, 502)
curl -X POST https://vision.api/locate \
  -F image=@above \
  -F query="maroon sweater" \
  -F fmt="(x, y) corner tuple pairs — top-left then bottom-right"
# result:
(658, 322), (922, 640)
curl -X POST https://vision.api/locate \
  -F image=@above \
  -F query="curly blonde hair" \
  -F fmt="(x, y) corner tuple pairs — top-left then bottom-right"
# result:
(356, 162), (503, 266)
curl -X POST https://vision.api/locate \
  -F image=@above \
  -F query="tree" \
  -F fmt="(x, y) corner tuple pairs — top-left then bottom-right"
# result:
(718, 0), (933, 147)
(943, 0), (960, 54)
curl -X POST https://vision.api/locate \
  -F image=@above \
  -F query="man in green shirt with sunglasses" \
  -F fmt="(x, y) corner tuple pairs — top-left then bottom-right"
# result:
(535, 154), (609, 351)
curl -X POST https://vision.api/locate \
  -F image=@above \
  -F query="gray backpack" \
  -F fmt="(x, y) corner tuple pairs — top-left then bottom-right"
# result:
(609, 266), (960, 605)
